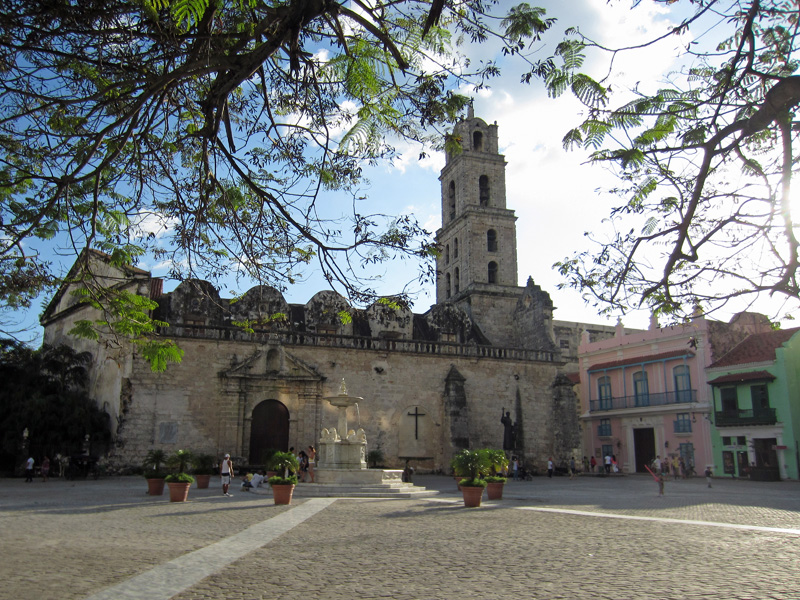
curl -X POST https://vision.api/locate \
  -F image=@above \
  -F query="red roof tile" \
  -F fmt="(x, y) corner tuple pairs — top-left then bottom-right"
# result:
(707, 370), (776, 385)
(709, 327), (800, 368)
(588, 349), (694, 372)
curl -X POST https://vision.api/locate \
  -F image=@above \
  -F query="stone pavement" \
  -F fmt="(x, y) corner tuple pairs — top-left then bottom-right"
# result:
(1, 474), (799, 600)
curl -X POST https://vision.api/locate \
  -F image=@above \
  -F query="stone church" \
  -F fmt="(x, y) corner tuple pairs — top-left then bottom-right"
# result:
(41, 111), (619, 473)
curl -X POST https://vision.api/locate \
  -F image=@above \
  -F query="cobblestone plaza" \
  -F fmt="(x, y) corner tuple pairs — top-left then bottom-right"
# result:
(1, 474), (798, 600)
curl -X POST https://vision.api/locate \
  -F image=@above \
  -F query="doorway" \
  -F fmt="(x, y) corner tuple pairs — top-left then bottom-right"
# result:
(633, 427), (655, 473)
(249, 400), (289, 464)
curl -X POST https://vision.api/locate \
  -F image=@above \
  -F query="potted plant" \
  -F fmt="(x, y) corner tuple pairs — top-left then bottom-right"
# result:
(261, 448), (279, 478)
(165, 449), (195, 502)
(484, 449), (509, 500)
(192, 453), (215, 489)
(267, 451), (300, 505)
(142, 449), (167, 496)
(451, 449), (491, 507)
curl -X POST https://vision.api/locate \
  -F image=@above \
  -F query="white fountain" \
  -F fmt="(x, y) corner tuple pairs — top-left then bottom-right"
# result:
(312, 379), (426, 495)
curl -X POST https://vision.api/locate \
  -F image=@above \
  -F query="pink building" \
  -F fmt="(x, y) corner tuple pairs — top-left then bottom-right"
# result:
(578, 314), (772, 474)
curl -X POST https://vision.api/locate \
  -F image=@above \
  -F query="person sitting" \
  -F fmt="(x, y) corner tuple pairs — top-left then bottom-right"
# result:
(240, 472), (255, 490)
(250, 471), (266, 489)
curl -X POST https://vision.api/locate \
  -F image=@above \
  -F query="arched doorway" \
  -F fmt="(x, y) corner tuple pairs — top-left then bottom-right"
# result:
(249, 400), (289, 464)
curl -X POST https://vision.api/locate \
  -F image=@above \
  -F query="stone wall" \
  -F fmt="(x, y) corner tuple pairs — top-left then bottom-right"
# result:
(112, 333), (564, 474)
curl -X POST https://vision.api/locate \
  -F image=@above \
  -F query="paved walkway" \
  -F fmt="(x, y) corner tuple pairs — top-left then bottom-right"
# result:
(1, 474), (798, 600)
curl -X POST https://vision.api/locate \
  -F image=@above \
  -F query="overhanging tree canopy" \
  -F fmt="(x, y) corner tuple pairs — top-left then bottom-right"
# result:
(0, 0), (554, 361)
(549, 0), (800, 321)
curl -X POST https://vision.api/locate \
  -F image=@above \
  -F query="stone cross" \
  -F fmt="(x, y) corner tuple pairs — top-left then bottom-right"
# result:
(407, 406), (426, 439)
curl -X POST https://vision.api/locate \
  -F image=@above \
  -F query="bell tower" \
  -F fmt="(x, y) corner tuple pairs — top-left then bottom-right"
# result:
(434, 109), (524, 345)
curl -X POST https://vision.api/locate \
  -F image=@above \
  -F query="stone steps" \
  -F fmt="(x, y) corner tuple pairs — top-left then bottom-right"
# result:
(250, 482), (439, 498)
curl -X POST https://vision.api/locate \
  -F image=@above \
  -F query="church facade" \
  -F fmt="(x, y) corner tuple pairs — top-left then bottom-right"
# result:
(41, 112), (611, 473)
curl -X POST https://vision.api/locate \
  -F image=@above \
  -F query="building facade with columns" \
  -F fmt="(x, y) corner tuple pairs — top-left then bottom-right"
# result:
(578, 313), (773, 474)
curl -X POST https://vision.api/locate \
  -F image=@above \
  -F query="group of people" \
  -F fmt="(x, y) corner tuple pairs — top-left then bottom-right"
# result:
(218, 445), (318, 497)
(22, 455), (51, 482)
(292, 446), (316, 483)
(652, 455), (695, 480)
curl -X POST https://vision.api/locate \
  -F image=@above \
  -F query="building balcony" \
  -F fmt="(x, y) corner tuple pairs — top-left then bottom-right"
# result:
(714, 408), (777, 427)
(589, 390), (696, 412)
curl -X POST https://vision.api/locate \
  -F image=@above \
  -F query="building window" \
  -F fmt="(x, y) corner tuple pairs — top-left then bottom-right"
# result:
(453, 237), (459, 258)
(674, 413), (692, 433)
(488, 261), (498, 284)
(479, 175), (490, 206)
(673, 365), (692, 403)
(633, 371), (649, 406)
(720, 387), (738, 413)
(445, 244), (450, 265)
(448, 181), (456, 219)
(560, 339), (570, 349)
(597, 376), (612, 410)
(454, 267), (460, 293)
(445, 273), (451, 299)
(487, 229), (497, 252)
(598, 418), (611, 437)
(751, 384), (769, 410)
(473, 130), (483, 151)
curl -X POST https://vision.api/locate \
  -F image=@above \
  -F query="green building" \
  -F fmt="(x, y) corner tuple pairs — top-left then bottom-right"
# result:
(706, 327), (800, 480)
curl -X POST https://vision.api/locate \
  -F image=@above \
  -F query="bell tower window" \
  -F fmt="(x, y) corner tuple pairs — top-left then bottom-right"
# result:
(448, 181), (456, 220)
(487, 229), (497, 252)
(473, 131), (483, 152)
(488, 261), (498, 284)
(454, 267), (460, 293)
(445, 273), (452, 298)
(445, 244), (450, 264)
(479, 175), (490, 206)
(453, 238), (459, 258)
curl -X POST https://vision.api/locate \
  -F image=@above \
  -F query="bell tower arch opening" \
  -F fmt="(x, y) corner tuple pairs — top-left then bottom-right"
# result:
(479, 175), (490, 206)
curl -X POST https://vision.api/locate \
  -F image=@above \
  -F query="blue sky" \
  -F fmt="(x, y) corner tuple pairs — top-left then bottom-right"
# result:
(14, 0), (786, 344)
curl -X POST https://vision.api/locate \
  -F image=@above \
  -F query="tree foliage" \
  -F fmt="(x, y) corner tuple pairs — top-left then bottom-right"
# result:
(548, 0), (800, 321)
(0, 341), (111, 470)
(0, 0), (556, 361)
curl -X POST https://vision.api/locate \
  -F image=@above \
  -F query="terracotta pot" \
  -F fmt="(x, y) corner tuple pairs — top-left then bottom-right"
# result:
(167, 481), (191, 502)
(195, 474), (211, 489)
(455, 476), (468, 490)
(271, 483), (295, 505)
(146, 478), (165, 496)
(486, 482), (504, 500)
(461, 485), (484, 507)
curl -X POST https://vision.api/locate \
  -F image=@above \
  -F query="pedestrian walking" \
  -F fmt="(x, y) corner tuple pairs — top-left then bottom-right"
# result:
(547, 457), (554, 478)
(604, 453), (612, 474)
(569, 457), (576, 479)
(705, 466), (713, 488)
(221, 453), (234, 497)
(41, 456), (50, 482)
(590, 455), (597, 473)
(24, 456), (34, 482)
(657, 474), (664, 496)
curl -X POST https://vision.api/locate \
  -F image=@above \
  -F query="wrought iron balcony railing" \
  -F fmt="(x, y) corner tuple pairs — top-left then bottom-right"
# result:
(589, 390), (697, 412)
(714, 408), (777, 427)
